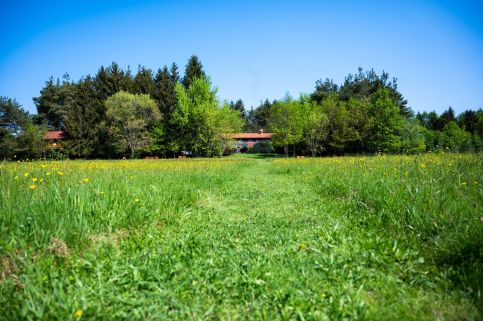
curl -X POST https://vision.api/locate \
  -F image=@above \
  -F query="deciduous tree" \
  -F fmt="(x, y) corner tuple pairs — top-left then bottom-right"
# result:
(105, 91), (160, 158)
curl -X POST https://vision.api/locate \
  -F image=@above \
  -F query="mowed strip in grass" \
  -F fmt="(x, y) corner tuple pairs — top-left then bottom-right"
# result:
(0, 154), (482, 320)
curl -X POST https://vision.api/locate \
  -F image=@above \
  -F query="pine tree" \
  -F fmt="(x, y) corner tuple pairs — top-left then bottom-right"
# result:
(170, 63), (180, 83)
(153, 66), (178, 155)
(134, 65), (155, 95)
(229, 99), (247, 119)
(182, 55), (206, 89)
(94, 62), (134, 100)
(33, 78), (65, 129)
(63, 76), (104, 158)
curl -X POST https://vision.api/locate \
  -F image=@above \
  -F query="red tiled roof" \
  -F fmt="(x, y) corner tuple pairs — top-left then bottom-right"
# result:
(43, 131), (67, 140)
(229, 133), (274, 139)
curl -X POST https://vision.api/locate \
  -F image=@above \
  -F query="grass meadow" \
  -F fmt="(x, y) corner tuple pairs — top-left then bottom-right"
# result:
(0, 153), (482, 320)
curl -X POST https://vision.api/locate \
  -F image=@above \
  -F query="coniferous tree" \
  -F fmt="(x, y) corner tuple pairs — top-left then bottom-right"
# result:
(311, 78), (338, 104)
(182, 55), (206, 89)
(33, 77), (66, 129)
(63, 76), (104, 158)
(152, 66), (178, 155)
(336, 68), (411, 117)
(134, 65), (155, 95)
(94, 62), (134, 100)
(229, 99), (247, 120)
(170, 63), (180, 83)
(439, 107), (456, 129)
(247, 99), (273, 131)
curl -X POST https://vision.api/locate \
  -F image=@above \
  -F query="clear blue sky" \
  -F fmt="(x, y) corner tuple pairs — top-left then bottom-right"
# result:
(1, 0), (482, 114)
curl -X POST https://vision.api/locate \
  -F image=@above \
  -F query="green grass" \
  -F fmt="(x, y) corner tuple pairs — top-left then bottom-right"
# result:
(0, 153), (482, 320)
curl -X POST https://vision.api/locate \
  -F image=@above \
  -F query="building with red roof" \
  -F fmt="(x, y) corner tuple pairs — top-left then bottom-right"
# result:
(43, 130), (67, 149)
(228, 130), (274, 152)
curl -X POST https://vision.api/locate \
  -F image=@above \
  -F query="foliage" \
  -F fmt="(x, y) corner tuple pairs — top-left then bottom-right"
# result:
(400, 119), (427, 154)
(105, 91), (161, 158)
(182, 55), (206, 89)
(152, 66), (178, 156)
(247, 140), (274, 153)
(247, 99), (273, 132)
(0, 97), (46, 159)
(439, 121), (473, 152)
(26, 60), (482, 158)
(268, 95), (305, 157)
(172, 79), (243, 157)
(366, 87), (404, 153)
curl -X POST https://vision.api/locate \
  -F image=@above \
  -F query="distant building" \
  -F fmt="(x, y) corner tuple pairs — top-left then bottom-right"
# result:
(229, 130), (274, 152)
(43, 130), (67, 149)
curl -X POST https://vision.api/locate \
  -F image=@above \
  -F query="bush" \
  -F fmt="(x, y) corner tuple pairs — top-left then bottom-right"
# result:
(248, 141), (274, 154)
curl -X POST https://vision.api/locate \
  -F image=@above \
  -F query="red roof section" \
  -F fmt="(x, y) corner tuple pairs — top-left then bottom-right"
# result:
(43, 131), (67, 140)
(229, 133), (274, 139)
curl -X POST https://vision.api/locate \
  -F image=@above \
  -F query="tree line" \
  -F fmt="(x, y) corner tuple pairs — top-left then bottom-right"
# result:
(1, 60), (482, 159)
(248, 68), (482, 156)
(1, 56), (244, 159)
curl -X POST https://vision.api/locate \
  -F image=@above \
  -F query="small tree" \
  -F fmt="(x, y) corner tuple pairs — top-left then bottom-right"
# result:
(105, 91), (161, 158)
(367, 87), (404, 153)
(172, 79), (243, 157)
(400, 119), (426, 154)
(0, 97), (31, 159)
(439, 121), (472, 152)
(268, 96), (304, 157)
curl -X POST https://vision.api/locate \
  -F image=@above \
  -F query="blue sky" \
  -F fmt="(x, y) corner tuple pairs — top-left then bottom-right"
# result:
(1, 0), (482, 114)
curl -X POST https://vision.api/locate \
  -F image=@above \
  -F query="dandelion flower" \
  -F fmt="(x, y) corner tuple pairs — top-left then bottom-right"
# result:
(46, 172), (51, 176)
(84, 177), (89, 183)
(24, 172), (29, 177)
(29, 185), (37, 190)
(32, 178), (38, 182)
(57, 171), (64, 176)
(74, 309), (82, 318)
(40, 178), (44, 183)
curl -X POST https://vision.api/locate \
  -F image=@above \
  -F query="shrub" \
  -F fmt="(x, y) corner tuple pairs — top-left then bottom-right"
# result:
(248, 140), (274, 154)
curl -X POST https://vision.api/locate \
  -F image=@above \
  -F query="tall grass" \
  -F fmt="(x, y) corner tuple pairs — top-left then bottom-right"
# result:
(0, 154), (481, 320)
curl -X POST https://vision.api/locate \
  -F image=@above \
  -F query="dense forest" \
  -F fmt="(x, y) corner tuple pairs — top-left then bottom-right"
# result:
(1, 56), (482, 159)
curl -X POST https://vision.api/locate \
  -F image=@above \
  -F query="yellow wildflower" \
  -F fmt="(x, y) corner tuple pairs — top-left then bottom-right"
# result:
(24, 172), (29, 177)
(40, 178), (44, 183)
(57, 171), (64, 176)
(84, 177), (89, 183)
(74, 309), (83, 318)
(46, 172), (51, 176)
(134, 198), (140, 203)
(29, 185), (37, 190)
(32, 178), (38, 182)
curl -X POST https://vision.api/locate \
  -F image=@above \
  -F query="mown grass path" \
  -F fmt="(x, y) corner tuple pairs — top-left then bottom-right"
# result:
(0, 155), (481, 320)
